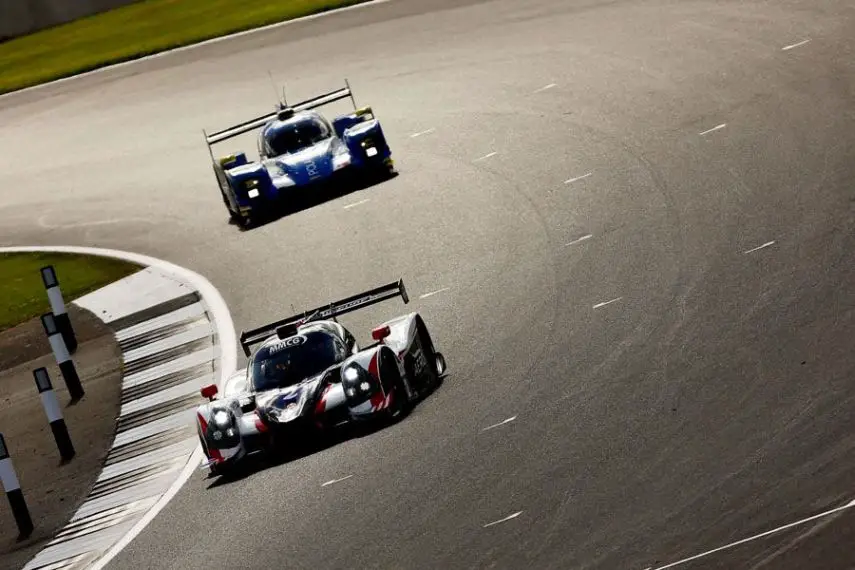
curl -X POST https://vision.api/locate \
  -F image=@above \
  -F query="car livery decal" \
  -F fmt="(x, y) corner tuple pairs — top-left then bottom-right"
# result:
(267, 335), (307, 354)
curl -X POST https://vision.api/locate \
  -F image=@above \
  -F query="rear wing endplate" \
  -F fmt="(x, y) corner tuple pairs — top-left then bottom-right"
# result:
(203, 80), (358, 152)
(238, 279), (409, 356)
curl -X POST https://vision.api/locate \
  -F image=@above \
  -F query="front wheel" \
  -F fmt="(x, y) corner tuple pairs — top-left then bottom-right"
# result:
(209, 461), (230, 478)
(383, 377), (409, 422)
(378, 350), (410, 422)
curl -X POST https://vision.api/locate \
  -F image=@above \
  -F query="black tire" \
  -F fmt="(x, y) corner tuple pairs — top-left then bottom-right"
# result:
(414, 317), (442, 387)
(378, 349), (410, 421)
(209, 460), (229, 478)
(227, 206), (241, 224)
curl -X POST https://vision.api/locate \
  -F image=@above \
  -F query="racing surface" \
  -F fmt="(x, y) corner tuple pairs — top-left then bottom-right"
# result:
(1, 0), (855, 568)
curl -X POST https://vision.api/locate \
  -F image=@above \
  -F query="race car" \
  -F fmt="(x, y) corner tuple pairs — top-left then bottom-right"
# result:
(202, 80), (396, 227)
(195, 280), (447, 477)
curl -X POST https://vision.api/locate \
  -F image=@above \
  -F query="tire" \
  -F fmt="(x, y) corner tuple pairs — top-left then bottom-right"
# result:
(227, 206), (241, 224)
(208, 458), (234, 479)
(378, 157), (397, 179)
(414, 317), (442, 387)
(378, 349), (410, 421)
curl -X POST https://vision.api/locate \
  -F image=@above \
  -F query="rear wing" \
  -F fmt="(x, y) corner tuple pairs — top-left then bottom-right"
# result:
(202, 80), (359, 159)
(239, 279), (409, 356)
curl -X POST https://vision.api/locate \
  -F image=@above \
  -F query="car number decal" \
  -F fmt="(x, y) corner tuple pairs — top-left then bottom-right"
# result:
(412, 348), (427, 376)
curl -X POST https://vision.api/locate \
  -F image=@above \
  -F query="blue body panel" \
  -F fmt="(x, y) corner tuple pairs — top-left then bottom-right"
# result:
(220, 109), (392, 212)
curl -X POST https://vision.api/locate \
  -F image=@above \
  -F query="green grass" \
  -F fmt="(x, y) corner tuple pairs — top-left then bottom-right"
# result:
(0, 0), (368, 95)
(0, 253), (140, 331)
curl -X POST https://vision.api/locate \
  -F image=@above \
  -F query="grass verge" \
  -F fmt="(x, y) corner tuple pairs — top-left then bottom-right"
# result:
(0, 0), (369, 95)
(0, 253), (139, 332)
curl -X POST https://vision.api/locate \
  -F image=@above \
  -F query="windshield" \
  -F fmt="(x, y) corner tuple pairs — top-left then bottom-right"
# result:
(250, 332), (341, 392)
(266, 118), (331, 156)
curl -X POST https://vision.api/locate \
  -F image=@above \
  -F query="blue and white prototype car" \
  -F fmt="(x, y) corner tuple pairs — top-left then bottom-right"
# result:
(203, 81), (396, 227)
(195, 280), (447, 477)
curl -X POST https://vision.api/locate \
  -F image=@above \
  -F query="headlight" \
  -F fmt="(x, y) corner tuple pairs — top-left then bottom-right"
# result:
(247, 188), (260, 198)
(212, 410), (231, 427)
(343, 367), (360, 382)
(342, 364), (376, 402)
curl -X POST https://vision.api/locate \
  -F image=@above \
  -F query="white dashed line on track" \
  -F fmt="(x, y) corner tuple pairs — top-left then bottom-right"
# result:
(782, 39), (811, 51)
(564, 172), (593, 185)
(343, 199), (370, 210)
(419, 287), (450, 300)
(744, 240), (776, 254)
(699, 123), (727, 136)
(474, 152), (498, 162)
(481, 416), (517, 432)
(533, 83), (557, 93)
(410, 128), (436, 138)
(593, 297), (622, 309)
(484, 511), (524, 528)
(565, 234), (593, 246)
(647, 499), (855, 569)
(321, 475), (353, 487)
(36, 216), (157, 230)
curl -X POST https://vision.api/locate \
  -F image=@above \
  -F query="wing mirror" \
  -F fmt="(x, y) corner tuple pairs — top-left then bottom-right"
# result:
(372, 325), (391, 341)
(201, 384), (219, 401)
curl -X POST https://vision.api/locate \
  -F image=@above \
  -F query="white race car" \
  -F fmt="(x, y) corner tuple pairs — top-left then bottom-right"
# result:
(195, 280), (447, 477)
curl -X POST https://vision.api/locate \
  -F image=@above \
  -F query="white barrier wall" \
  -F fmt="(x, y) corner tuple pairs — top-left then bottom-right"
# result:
(0, 0), (141, 40)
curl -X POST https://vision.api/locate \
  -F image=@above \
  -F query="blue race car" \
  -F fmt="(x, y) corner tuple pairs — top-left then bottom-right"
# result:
(203, 81), (396, 227)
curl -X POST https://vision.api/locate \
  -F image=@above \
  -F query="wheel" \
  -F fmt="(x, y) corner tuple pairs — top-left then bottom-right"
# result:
(383, 157), (397, 175)
(384, 374), (409, 421)
(414, 317), (444, 388)
(378, 349), (410, 421)
(227, 205), (241, 224)
(364, 157), (396, 184)
(434, 351), (447, 377)
(208, 457), (235, 478)
(222, 191), (248, 226)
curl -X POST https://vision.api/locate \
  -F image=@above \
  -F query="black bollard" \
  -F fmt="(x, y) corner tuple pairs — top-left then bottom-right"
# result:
(41, 265), (77, 353)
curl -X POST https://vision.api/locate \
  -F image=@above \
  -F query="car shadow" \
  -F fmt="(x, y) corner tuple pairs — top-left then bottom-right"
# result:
(233, 170), (399, 232)
(205, 371), (449, 488)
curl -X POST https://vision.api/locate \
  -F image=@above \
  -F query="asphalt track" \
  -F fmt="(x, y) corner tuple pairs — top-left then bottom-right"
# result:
(1, 0), (854, 568)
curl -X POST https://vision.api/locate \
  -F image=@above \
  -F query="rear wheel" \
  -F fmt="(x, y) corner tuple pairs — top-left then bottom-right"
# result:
(414, 317), (445, 388)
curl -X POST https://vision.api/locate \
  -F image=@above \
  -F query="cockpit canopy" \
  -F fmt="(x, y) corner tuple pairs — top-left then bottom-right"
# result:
(260, 112), (333, 158)
(249, 330), (348, 393)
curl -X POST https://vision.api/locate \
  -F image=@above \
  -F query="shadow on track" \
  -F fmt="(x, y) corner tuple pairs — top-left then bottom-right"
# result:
(230, 170), (399, 231)
(204, 372), (446, 489)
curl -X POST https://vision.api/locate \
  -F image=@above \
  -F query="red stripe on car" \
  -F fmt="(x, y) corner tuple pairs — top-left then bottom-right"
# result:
(368, 352), (386, 409)
(198, 413), (223, 462)
(254, 415), (268, 433)
(315, 384), (333, 414)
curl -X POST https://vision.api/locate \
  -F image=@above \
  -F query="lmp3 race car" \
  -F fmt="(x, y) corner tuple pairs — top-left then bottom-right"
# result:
(195, 280), (447, 477)
(202, 80), (396, 227)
